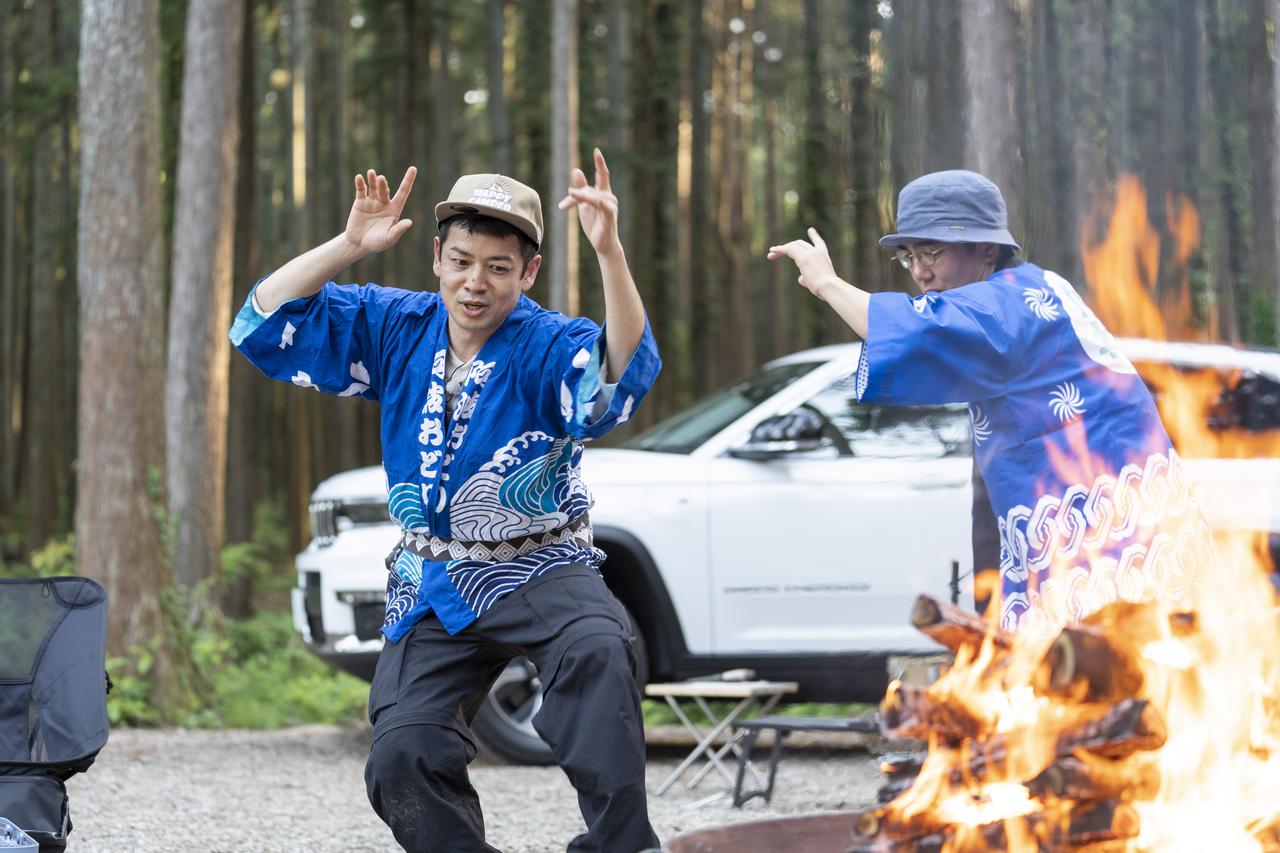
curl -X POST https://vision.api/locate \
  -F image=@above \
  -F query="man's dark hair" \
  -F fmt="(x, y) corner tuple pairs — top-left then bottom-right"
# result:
(963, 242), (1022, 270)
(438, 214), (538, 272)
(994, 245), (1022, 270)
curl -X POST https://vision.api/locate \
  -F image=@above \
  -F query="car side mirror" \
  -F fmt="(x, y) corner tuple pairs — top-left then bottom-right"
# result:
(729, 409), (825, 460)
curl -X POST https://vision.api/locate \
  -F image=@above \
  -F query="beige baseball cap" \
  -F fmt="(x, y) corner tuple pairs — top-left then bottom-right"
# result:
(434, 174), (543, 247)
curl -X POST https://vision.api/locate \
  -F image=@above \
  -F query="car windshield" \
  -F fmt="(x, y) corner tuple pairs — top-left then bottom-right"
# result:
(626, 360), (822, 454)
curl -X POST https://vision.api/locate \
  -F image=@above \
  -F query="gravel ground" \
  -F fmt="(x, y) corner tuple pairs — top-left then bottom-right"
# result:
(60, 723), (892, 852)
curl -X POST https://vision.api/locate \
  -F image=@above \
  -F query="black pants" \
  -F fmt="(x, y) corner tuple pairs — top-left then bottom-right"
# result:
(364, 564), (660, 853)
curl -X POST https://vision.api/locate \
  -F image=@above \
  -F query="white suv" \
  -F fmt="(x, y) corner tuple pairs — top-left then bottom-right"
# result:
(292, 338), (1280, 763)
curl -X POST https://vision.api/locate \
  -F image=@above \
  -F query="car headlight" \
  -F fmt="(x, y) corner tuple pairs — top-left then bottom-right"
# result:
(309, 498), (391, 546)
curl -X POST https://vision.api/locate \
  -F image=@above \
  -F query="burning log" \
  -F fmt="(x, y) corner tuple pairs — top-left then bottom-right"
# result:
(1047, 799), (1142, 846)
(847, 800), (1140, 853)
(1036, 623), (1145, 702)
(1057, 698), (1168, 759)
(876, 702), (1166, 806)
(910, 594), (1014, 654)
(879, 682), (986, 742)
(1025, 753), (1161, 801)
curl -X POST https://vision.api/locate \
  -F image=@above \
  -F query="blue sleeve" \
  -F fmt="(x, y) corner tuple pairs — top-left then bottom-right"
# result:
(227, 279), (412, 402)
(533, 315), (662, 440)
(856, 286), (1017, 405)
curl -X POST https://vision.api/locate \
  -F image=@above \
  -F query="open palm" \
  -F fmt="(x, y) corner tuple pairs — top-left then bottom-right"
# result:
(346, 167), (416, 254)
(559, 149), (619, 254)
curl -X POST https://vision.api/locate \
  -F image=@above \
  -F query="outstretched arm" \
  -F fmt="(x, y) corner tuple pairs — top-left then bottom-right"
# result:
(254, 167), (417, 313)
(767, 227), (871, 338)
(558, 148), (644, 382)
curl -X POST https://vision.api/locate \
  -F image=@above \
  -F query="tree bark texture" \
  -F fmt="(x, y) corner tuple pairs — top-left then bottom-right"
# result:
(22, 0), (68, 553)
(0, 6), (16, 520)
(76, 0), (173, 677)
(488, 0), (511, 174)
(166, 0), (246, 593)
(960, 0), (1023, 241)
(548, 0), (579, 315)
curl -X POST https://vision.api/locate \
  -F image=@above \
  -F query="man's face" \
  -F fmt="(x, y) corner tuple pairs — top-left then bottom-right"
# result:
(434, 228), (541, 343)
(896, 240), (998, 295)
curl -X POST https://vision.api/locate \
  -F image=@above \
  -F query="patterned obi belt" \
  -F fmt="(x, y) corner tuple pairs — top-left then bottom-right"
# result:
(395, 513), (594, 564)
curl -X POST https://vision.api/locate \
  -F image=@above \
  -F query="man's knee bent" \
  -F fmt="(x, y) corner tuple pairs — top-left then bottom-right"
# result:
(366, 723), (472, 794)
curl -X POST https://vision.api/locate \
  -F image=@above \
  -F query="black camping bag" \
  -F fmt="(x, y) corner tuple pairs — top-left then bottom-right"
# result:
(0, 577), (110, 849)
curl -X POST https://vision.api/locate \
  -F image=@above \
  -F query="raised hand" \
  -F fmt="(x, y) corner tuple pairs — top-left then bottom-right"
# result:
(558, 149), (621, 256)
(346, 167), (417, 254)
(767, 228), (840, 301)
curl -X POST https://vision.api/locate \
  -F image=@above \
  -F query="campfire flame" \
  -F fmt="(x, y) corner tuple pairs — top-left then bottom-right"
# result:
(856, 177), (1280, 852)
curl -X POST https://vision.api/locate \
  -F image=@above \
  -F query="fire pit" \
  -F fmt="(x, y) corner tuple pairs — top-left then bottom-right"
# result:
(860, 573), (1280, 852)
(662, 812), (861, 853)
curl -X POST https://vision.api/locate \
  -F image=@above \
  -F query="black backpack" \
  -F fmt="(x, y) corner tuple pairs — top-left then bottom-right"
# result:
(0, 577), (111, 850)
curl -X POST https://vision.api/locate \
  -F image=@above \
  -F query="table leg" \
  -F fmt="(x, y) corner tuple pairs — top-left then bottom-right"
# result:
(685, 692), (786, 789)
(653, 695), (755, 795)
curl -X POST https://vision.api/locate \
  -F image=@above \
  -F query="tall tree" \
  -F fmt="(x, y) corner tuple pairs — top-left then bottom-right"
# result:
(488, 0), (511, 173)
(603, 0), (631, 254)
(548, 0), (579, 314)
(1061, 0), (1112, 293)
(1273, 0), (1280, 343)
(685, 0), (714, 393)
(1206, 0), (1246, 340)
(960, 0), (1023, 238)
(22, 0), (68, 553)
(0, 4), (16, 521)
(1244, 0), (1278, 344)
(166, 0), (246, 594)
(848, 0), (883, 295)
(225, 0), (261, 616)
(1023, 0), (1072, 275)
(77, 0), (181, 702)
(430, 0), (456, 210)
(713, 0), (754, 376)
(799, 0), (837, 343)
(758, 0), (787, 357)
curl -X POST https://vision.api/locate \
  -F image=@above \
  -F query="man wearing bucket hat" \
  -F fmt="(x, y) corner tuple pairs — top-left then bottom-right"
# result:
(229, 149), (661, 852)
(768, 170), (1213, 637)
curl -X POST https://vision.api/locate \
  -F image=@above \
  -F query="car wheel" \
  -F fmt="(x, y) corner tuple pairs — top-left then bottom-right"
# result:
(471, 602), (649, 765)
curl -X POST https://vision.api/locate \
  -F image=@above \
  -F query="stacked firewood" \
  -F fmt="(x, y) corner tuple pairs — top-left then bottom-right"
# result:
(846, 594), (1174, 853)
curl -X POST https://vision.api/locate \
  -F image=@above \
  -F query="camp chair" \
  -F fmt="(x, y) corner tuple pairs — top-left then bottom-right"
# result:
(0, 577), (110, 850)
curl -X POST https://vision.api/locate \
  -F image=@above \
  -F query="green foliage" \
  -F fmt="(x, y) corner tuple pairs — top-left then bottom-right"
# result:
(107, 609), (369, 729)
(105, 650), (158, 727)
(221, 499), (293, 596)
(0, 533), (76, 578)
(31, 534), (76, 576)
(183, 610), (368, 729)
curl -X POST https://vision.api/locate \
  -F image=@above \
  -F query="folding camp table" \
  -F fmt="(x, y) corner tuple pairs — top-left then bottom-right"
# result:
(644, 679), (798, 796)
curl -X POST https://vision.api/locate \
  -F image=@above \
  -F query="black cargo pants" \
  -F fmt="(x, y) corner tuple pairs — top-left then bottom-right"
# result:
(364, 563), (660, 853)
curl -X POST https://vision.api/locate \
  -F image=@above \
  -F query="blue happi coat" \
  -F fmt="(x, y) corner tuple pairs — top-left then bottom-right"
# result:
(856, 262), (1213, 635)
(230, 281), (661, 640)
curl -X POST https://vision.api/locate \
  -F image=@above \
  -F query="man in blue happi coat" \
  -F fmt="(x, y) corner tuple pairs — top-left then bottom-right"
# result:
(768, 171), (1213, 638)
(229, 149), (662, 852)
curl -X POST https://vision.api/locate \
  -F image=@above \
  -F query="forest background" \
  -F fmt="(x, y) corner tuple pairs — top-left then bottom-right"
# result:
(2, 0), (1279, 719)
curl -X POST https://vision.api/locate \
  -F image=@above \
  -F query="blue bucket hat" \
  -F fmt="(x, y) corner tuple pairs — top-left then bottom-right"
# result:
(879, 170), (1020, 251)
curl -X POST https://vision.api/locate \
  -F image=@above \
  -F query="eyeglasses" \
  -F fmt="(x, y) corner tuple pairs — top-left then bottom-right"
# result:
(893, 246), (950, 270)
